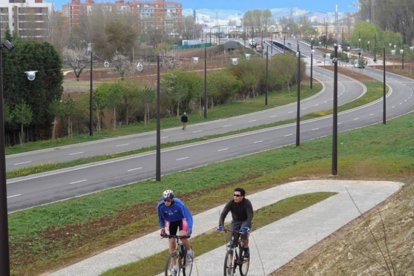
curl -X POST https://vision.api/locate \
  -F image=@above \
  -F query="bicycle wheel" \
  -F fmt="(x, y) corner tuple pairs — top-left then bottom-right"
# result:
(165, 253), (181, 276)
(224, 250), (235, 276)
(238, 247), (250, 276)
(182, 250), (194, 276)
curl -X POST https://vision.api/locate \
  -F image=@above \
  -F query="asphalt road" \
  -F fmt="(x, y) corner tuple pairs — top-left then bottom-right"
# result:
(7, 67), (363, 171)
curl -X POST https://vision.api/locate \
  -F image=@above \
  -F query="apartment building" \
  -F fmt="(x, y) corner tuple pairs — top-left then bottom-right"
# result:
(62, 0), (182, 32)
(0, 0), (53, 40)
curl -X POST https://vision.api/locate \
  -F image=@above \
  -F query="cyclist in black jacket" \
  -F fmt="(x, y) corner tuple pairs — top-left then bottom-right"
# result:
(217, 188), (253, 258)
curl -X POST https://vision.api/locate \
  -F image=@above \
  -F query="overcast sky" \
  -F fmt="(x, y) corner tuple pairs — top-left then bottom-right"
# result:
(53, 0), (358, 13)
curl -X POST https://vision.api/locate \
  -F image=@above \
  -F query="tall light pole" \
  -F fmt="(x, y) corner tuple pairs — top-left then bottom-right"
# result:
(0, 27), (13, 276)
(332, 44), (338, 176)
(87, 43), (93, 136)
(310, 43), (314, 89)
(156, 55), (161, 181)
(400, 49), (404, 70)
(204, 45), (207, 118)
(296, 43), (301, 146)
(383, 47), (387, 124)
(265, 45), (269, 105)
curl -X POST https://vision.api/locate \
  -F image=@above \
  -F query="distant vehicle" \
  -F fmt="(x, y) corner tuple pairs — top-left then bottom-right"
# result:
(248, 39), (257, 47)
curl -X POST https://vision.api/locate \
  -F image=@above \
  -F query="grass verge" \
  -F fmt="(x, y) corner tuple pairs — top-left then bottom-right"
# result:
(8, 109), (414, 275)
(102, 192), (335, 276)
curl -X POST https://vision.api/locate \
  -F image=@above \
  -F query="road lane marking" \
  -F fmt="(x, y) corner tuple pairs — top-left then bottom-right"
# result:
(70, 179), (87, 185)
(284, 133), (293, 137)
(217, 148), (228, 152)
(115, 143), (129, 147)
(13, 160), (32, 166)
(248, 119), (257, 123)
(176, 157), (189, 161)
(161, 136), (169, 139)
(370, 113), (374, 116)
(353, 118), (359, 121)
(68, 152), (84, 156)
(253, 140), (263, 144)
(7, 194), (22, 199)
(127, 167), (142, 172)
(312, 128), (320, 131)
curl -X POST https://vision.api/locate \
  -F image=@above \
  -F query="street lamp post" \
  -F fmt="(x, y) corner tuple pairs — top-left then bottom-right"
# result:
(383, 47), (387, 125)
(332, 44), (338, 176)
(156, 55), (161, 181)
(0, 29), (13, 276)
(265, 45), (269, 105)
(400, 49), (404, 70)
(87, 43), (93, 136)
(310, 43), (314, 89)
(204, 45), (207, 118)
(296, 43), (301, 146)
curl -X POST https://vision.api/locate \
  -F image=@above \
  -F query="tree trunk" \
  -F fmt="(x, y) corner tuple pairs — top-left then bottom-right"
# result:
(19, 124), (24, 145)
(125, 105), (129, 125)
(97, 111), (101, 131)
(113, 107), (117, 129)
(51, 117), (57, 139)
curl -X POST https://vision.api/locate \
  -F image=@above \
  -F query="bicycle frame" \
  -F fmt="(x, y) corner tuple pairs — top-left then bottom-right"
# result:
(222, 229), (250, 276)
(162, 234), (192, 276)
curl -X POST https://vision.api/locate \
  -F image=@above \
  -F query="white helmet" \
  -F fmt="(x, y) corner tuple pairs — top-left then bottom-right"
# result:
(162, 189), (174, 200)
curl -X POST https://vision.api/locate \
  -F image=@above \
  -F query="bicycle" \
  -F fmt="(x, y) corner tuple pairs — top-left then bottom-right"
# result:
(162, 234), (194, 276)
(221, 229), (250, 276)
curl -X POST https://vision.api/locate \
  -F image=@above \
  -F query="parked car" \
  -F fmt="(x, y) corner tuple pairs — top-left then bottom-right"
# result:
(249, 39), (257, 47)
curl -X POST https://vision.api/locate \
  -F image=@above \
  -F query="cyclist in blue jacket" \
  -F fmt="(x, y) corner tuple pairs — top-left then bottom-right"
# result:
(157, 189), (194, 267)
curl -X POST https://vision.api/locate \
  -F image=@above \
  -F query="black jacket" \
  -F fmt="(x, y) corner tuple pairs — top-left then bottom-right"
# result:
(181, 114), (188, 123)
(219, 198), (253, 228)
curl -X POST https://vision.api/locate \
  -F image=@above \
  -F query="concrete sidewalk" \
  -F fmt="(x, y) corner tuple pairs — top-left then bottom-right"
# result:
(50, 180), (403, 276)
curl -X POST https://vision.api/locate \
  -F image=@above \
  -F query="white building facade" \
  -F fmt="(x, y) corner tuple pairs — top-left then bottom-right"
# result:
(0, 0), (53, 40)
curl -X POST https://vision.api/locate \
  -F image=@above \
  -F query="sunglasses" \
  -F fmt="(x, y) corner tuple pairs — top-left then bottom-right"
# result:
(233, 194), (242, 197)
(164, 198), (172, 202)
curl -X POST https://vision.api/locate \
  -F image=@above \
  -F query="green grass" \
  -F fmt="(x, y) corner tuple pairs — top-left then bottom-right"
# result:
(102, 192), (335, 276)
(8, 109), (414, 275)
(6, 83), (320, 156)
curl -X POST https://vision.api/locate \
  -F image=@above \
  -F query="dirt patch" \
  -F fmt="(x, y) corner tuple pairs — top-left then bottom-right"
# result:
(271, 179), (414, 275)
(321, 65), (378, 82)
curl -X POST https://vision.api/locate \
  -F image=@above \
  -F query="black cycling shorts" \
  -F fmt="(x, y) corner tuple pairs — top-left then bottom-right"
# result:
(166, 220), (190, 238)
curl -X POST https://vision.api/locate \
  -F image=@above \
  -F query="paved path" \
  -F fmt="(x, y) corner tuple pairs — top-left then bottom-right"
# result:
(50, 180), (403, 276)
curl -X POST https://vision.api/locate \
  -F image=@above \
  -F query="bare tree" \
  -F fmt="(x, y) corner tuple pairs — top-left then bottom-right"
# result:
(62, 47), (89, 81)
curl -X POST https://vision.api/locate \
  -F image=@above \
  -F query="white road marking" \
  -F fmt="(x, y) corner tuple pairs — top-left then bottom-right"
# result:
(288, 111), (294, 114)
(312, 128), (320, 131)
(161, 136), (169, 139)
(176, 157), (189, 161)
(370, 113), (375, 116)
(223, 124), (232, 128)
(7, 194), (22, 199)
(68, 152), (84, 156)
(354, 118), (359, 121)
(70, 179), (87, 185)
(115, 143), (129, 147)
(284, 133), (293, 137)
(248, 119), (257, 123)
(13, 160), (32, 166)
(253, 140), (263, 144)
(217, 148), (229, 152)
(127, 167), (142, 172)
